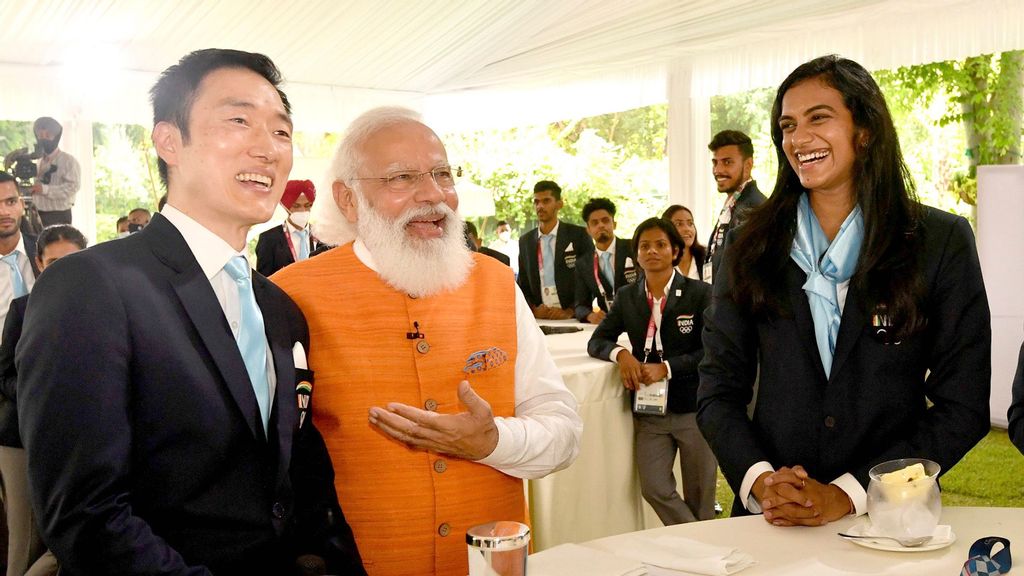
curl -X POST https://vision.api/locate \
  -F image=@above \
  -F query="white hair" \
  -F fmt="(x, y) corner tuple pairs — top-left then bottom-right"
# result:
(310, 106), (424, 246)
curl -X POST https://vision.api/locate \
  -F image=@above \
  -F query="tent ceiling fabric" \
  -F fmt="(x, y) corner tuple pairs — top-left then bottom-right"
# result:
(0, 0), (950, 94)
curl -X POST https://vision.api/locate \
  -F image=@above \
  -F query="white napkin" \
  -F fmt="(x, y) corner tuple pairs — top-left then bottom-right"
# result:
(588, 533), (755, 575)
(529, 543), (646, 576)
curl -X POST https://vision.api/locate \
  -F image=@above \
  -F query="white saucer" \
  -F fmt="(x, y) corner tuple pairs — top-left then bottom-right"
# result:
(841, 521), (956, 553)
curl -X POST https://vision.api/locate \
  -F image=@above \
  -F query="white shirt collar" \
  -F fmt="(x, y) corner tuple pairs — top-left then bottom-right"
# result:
(160, 205), (245, 280)
(353, 238), (379, 273)
(2, 235), (28, 260)
(645, 269), (677, 300)
(285, 219), (308, 233)
(539, 220), (560, 238)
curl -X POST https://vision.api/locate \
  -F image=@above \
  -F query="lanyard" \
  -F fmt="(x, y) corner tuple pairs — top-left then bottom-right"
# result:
(643, 289), (667, 362)
(592, 252), (612, 309)
(283, 223), (299, 261)
(962, 537), (1012, 576)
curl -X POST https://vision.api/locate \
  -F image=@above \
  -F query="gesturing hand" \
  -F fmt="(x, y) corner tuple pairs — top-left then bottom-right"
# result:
(368, 380), (499, 461)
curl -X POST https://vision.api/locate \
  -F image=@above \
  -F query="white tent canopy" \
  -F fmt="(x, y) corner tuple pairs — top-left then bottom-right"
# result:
(0, 0), (1021, 239)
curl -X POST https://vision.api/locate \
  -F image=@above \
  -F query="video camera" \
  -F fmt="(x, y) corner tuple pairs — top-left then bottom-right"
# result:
(3, 144), (43, 197)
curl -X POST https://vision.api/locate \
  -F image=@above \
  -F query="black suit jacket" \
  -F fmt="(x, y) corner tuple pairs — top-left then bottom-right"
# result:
(479, 245), (511, 267)
(1008, 342), (1024, 454)
(706, 181), (766, 281)
(697, 206), (991, 514)
(16, 214), (363, 575)
(0, 295), (27, 447)
(574, 237), (639, 322)
(256, 224), (319, 278)
(588, 273), (711, 413)
(23, 233), (41, 279)
(517, 221), (592, 309)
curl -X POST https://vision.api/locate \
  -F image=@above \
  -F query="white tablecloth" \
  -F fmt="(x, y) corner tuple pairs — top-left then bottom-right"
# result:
(529, 506), (1023, 575)
(529, 320), (678, 551)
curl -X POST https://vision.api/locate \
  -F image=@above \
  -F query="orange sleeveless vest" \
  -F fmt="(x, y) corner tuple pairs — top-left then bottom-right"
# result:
(273, 244), (524, 575)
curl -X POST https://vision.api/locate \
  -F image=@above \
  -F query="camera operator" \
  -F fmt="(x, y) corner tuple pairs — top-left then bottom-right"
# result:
(29, 117), (80, 226)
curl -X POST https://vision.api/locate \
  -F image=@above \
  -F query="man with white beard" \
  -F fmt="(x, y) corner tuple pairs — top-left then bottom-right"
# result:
(271, 106), (582, 576)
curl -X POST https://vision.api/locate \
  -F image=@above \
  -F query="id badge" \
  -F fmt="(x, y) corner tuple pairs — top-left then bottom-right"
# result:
(633, 378), (669, 415)
(702, 261), (714, 285)
(541, 285), (561, 307)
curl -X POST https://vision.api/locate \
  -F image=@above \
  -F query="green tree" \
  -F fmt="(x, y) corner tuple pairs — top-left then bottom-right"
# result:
(876, 50), (1024, 204)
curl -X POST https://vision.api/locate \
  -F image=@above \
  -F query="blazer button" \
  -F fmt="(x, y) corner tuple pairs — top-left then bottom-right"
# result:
(272, 502), (285, 519)
(438, 522), (451, 537)
(424, 398), (438, 411)
(824, 415), (836, 429)
(416, 340), (430, 354)
(433, 459), (447, 473)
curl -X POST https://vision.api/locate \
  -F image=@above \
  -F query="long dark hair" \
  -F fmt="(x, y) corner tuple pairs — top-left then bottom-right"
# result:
(661, 205), (706, 268)
(728, 55), (924, 337)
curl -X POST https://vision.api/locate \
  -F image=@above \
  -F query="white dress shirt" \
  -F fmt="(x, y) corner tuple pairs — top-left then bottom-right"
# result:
(161, 206), (276, 400)
(285, 220), (311, 262)
(488, 237), (520, 275)
(740, 279), (864, 516)
(353, 239), (583, 479)
(0, 236), (36, 341)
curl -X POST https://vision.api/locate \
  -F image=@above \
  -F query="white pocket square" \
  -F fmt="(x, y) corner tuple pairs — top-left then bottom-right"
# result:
(292, 342), (308, 370)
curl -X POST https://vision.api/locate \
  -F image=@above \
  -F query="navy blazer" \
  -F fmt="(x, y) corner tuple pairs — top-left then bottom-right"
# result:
(697, 206), (991, 514)
(1008, 342), (1024, 454)
(517, 221), (592, 309)
(574, 237), (639, 322)
(0, 295), (27, 447)
(16, 214), (363, 575)
(255, 224), (320, 278)
(706, 181), (766, 281)
(588, 272), (711, 414)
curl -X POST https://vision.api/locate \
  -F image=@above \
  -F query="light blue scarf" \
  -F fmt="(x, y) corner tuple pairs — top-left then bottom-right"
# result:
(790, 194), (864, 378)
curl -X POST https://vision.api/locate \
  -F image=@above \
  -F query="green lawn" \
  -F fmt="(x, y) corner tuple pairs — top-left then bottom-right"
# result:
(712, 428), (1024, 516)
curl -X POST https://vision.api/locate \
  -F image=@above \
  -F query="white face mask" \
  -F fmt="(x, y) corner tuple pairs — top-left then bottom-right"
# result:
(289, 211), (310, 228)
(498, 230), (511, 242)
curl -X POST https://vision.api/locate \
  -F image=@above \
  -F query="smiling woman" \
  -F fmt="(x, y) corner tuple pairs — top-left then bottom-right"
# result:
(697, 55), (991, 529)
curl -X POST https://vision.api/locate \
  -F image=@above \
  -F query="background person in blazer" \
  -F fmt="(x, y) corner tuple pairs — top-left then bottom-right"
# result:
(517, 180), (592, 320)
(574, 197), (637, 323)
(662, 205), (706, 281)
(16, 49), (362, 575)
(0, 172), (41, 334)
(1008, 342), (1024, 455)
(589, 217), (716, 525)
(705, 130), (767, 283)
(697, 55), (990, 527)
(0, 224), (85, 576)
(256, 179), (320, 277)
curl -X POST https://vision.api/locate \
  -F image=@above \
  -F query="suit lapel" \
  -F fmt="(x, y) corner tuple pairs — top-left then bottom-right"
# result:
(527, 229), (541, 295)
(146, 215), (263, 440)
(787, 262), (828, 384)
(253, 276), (295, 470)
(828, 281), (867, 384)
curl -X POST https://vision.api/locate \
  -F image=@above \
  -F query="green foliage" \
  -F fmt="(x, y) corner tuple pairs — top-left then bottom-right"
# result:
(0, 120), (35, 157)
(92, 123), (162, 242)
(549, 105), (668, 160)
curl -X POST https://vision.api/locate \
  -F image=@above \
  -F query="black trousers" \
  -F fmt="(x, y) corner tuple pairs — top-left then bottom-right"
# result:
(37, 210), (72, 227)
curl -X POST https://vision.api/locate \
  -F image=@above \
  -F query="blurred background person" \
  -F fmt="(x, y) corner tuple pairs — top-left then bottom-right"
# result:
(29, 118), (80, 227)
(704, 130), (765, 284)
(115, 216), (130, 238)
(0, 224), (87, 576)
(127, 207), (151, 232)
(0, 172), (39, 335)
(464, 220), (510, 266)
(588, 217), (715, 524)
(698, 55), (990, 527)
(662, 204), (706, 281)
(256, 179), (319, 277)
(488, 220), (519, 276)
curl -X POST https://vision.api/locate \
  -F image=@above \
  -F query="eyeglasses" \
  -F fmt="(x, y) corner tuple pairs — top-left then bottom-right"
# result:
(353, 165), (462, 192)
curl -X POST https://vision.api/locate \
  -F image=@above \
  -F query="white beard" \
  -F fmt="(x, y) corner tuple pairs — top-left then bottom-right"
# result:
(355, 193), (474, 298)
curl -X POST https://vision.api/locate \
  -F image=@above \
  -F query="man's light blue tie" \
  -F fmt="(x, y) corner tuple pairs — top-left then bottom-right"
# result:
(224, 256), (271, 434)
(297, 229), (310, 261)
(2, 253), (27, 298)
(540, 233), (556, 287)
(600, 251), (614, 288)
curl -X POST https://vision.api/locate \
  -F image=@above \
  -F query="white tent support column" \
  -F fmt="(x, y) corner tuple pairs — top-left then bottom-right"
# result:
(666, 60), (714, 237)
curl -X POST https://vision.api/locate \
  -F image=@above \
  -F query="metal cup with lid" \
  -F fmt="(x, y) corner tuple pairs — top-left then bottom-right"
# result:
(466, 521), (530, 576)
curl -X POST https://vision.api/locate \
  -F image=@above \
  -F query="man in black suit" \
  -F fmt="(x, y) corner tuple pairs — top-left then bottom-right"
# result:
(16, 49), (363, 575)
(705, 130), (766, 283)
(464, 220), (511, 266)
(574, 197), (637, 323)
(1009, 342), (1024, 454)
(0, 172), (40, 334)
(256, 179), (321, 277)
(517, 180), (592, 320)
